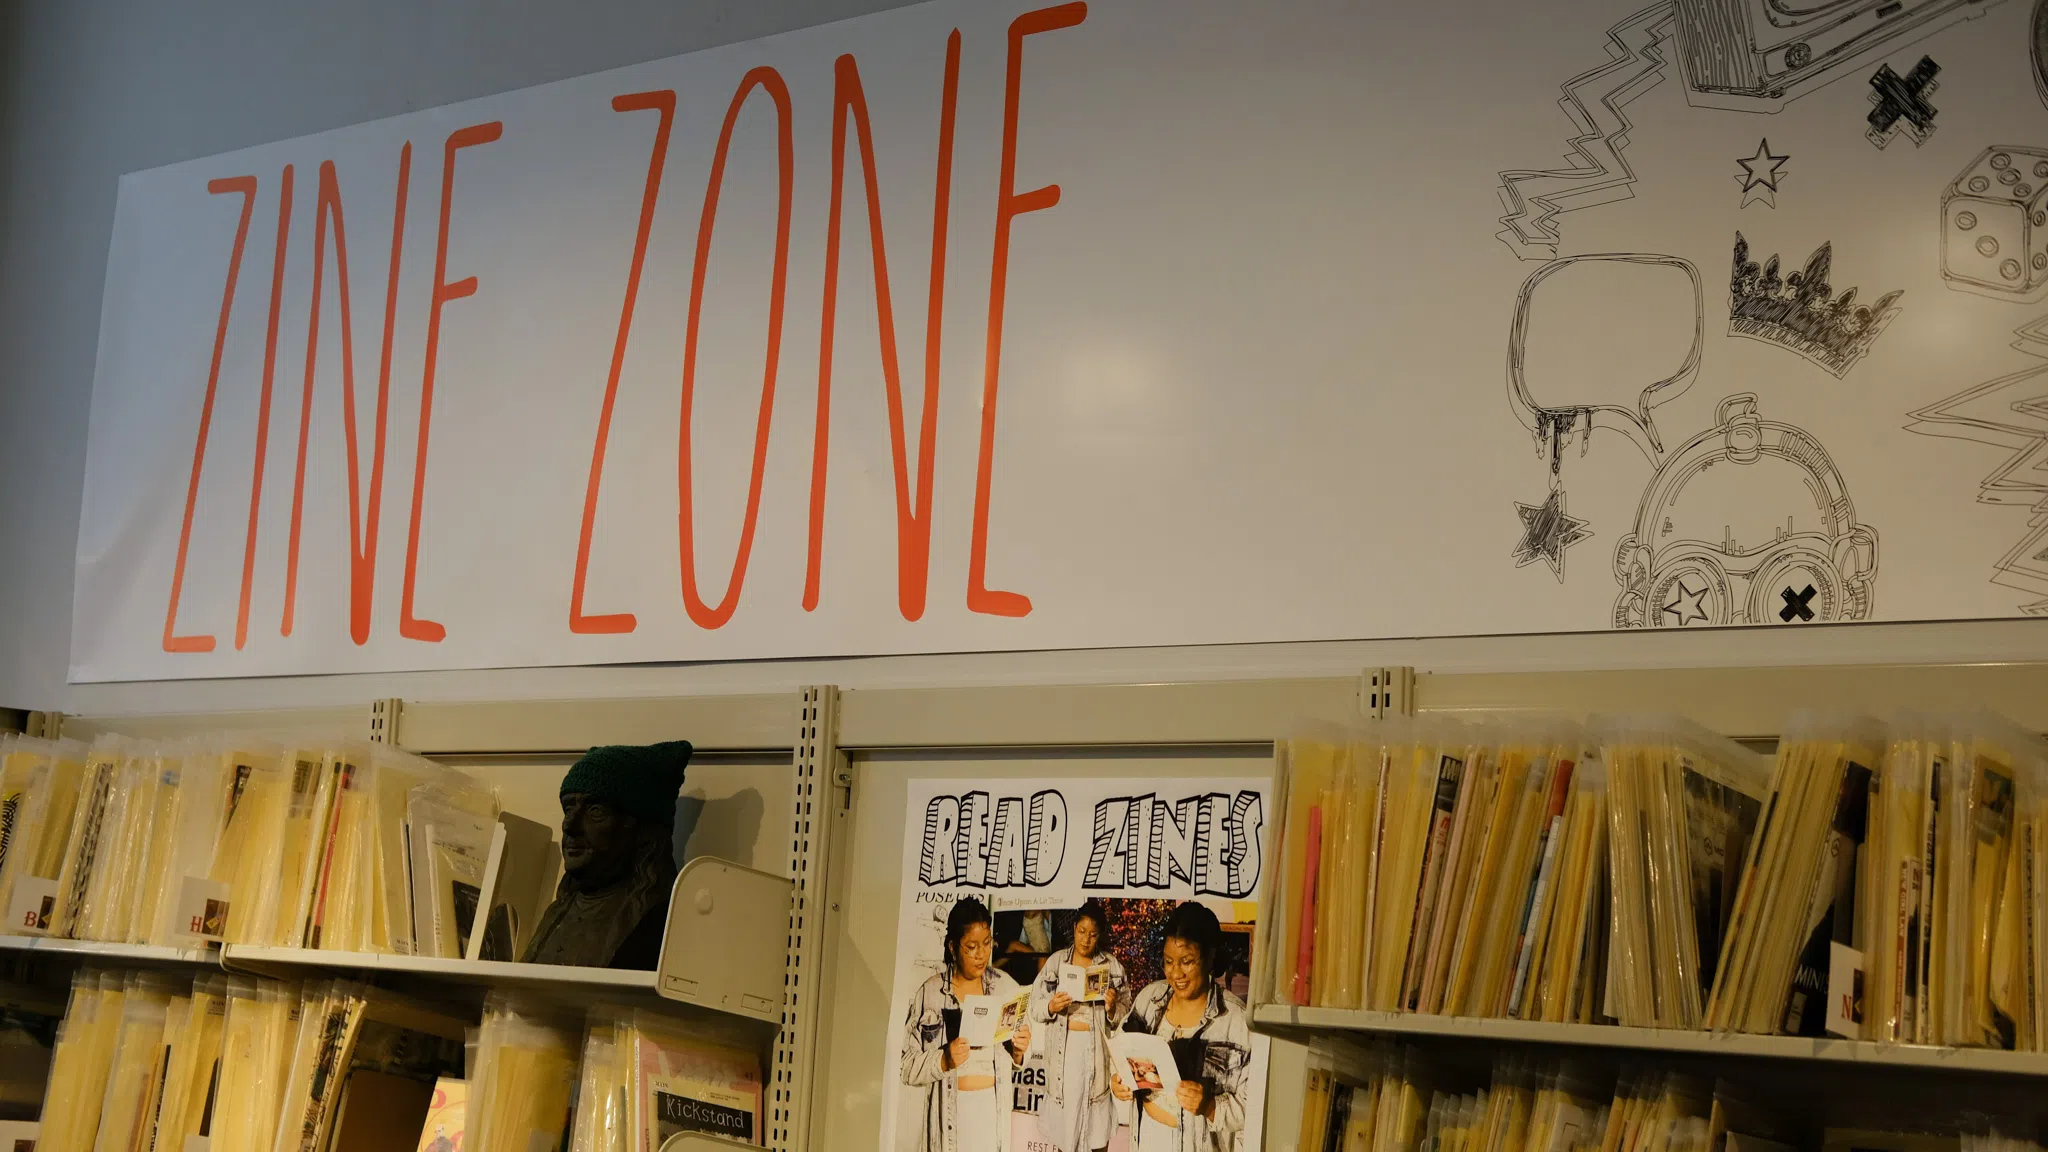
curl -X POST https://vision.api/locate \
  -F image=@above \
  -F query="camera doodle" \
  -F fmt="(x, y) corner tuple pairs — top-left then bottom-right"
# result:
(1672, 0), (1997, 112)
(1499, 0), (2002, 254)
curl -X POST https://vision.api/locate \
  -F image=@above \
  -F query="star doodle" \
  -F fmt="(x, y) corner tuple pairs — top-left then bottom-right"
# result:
(1662, 578), (1711, 626)
(1511, 488), (1593, 582)
(1735, 138), (1789, 208)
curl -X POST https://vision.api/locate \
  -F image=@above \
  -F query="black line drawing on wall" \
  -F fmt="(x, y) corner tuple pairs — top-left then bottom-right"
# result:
(1941, 146), (2048, 301)
(1671, 0), (2002, 112)
(1513, 489), (1595, 581)
(1499, 0), (2001, 257)
(1504, 255), (1880, 625)
(1730, 232), (1902, 378)
(1612, 394), (1880, 628)
(2034, 0), (2048, 108)
(1509, 253), (1705, 469)
(1905, 313), (2048, 615)
(1507, 253), (1704, 583)
(1737, 139), (1791, 207)
(1496, 4), (1676, 260)
(1866, 57), (1940, 148)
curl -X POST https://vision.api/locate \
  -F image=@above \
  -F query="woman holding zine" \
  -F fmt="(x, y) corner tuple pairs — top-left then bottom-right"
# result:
(901, 898), (1034, 1152)
(1029, 900), (1132, 1152)
(1110, 903), (1253, 1151)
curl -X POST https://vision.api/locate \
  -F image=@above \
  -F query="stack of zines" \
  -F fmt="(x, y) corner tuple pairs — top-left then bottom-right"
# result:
(1261, 719), (1611, 1023)
(34, 967), (466, 1152)
(26, 968), (766, 1152)
(0, 733), (558, 962)
(1297, 1037), (1777, 1152)
(1259, 711), (2048, 1048)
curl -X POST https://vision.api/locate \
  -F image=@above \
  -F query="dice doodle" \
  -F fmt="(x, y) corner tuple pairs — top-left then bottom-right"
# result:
(1942, 147), (2048, 301)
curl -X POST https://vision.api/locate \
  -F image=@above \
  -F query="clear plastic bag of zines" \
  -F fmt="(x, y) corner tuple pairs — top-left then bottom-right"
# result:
(1259, 711), (2048, 1049)
(1260, 718), (1610, 1023)
(1294, 1035), (1731, 1152)
(0, 733), (501, 959)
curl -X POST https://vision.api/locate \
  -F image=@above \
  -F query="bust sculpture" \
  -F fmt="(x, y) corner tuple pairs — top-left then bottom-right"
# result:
(521, 740), (692, 970)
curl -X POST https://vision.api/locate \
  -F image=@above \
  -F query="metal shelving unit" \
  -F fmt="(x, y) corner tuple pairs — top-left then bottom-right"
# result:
(38, 660), (2048, 1150)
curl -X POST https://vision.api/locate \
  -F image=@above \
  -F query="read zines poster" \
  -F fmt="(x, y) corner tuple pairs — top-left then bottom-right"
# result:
(884, 778), (1271, 1152)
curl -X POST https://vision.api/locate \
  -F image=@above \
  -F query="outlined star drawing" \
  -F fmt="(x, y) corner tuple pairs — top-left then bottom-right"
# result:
(1736, 138), (1789, 208)
(1511, 488), (1592, 582)
(1662, 578), (1711, 626)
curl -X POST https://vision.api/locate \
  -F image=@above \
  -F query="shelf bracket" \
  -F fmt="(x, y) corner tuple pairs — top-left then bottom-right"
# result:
(367, 698), (403, 745)
(1364, 667), (1416, 720)
(656, 857), (793, 1023)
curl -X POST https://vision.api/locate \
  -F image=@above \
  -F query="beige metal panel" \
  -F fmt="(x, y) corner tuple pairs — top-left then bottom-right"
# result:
(57, 705), (369, 742)
(1261, 1037), (1309, 1152)
(836, 677), (1364, 749)
(1414, 661), (2048, 738)
(814, 745), (1275, 1152)
(395, 692), (801, 755)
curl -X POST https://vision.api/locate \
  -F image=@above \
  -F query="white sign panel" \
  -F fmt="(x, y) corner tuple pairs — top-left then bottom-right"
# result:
(74, 0), (2048, 680)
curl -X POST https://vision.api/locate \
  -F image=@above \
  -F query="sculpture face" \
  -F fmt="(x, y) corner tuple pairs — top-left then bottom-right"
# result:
(560, 792), (640, 891)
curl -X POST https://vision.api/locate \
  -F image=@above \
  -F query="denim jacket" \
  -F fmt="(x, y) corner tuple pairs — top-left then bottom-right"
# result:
(902, 967), (1024, 1152)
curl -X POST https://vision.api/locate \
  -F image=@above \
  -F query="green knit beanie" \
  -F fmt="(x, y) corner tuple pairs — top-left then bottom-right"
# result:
(559, 740), (692, 826)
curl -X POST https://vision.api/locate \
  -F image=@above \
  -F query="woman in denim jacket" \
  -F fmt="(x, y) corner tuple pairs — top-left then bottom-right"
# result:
(901, 898), (1034, 1152)
(1110, 903), (1252, 1152)
(1028, 900), (1131, 1152)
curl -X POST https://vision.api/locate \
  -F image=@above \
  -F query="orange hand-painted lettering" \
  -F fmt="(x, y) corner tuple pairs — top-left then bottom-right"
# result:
(571, 91), (676, 637)
(283, 148), (410, 645)
(971, 3), (1086, 618)
(805, 34), (962, 621)
(163, 176), (260, 655)
(678, 69), (794, 631)
(402, 122), (501, 643)
(236, 165), (295, 650)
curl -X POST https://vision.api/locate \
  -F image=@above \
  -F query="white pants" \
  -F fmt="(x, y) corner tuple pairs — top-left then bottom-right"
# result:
(956, 1084), (1001, 1152)
(1135, 1108), (1180, 1151)
(1037, 1029), (1113, 1152)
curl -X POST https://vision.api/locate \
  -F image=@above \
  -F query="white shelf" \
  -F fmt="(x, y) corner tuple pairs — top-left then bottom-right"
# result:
(0, 935), (671, 998)
(1252, 1005), (2048, 1079)
(0, 934), (214, 966)
(219, 945), (660, 995)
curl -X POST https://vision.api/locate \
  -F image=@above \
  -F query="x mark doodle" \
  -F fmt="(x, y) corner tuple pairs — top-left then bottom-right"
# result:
(1867, 57), (1940, 149)
(1780, 584), (1817, 623)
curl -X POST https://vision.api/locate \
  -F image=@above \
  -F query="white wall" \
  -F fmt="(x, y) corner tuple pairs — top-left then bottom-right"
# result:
(4, 0), (2048, 719)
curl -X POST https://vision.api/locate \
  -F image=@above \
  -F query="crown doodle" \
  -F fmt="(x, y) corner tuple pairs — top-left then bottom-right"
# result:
(1729, 232), (1902, 378)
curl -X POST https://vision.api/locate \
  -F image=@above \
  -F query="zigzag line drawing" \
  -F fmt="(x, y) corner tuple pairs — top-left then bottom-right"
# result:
(1497, 2), (1677, 261)
(1906, 313), (2048, 615)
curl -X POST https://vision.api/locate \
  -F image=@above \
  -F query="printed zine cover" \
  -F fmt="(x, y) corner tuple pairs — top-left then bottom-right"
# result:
(636, 1029), (764, 1148)
(413, 1078), (464, 1152)
(882, 777), (1272, 1152)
